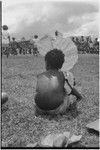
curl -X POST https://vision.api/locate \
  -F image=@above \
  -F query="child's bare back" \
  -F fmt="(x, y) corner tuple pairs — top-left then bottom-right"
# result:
(35, 70), (66, 110)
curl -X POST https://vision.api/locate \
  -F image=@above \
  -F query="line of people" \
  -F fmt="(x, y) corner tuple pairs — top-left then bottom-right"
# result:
(2, 34), (99, 58)
(2, 35), (39, 58)
(72, 36), (99, 54)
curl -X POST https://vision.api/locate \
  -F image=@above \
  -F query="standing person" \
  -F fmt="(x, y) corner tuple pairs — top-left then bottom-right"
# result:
(35, 49), (82, 115)
(10, 37), (18, 55)
(74, 37), (81, 53)
(71, 37), (75, 43)
(30, 35), (34, 54)
(85, 36), (89, 53)
(93, 38), (99, 53)
(80, 36), (85, 53)
(33, 35), (39, 56)
(55, 30), (63, 37)
(55, 30), (59, 37)
(2, 25), (10, 58)
(88, 38), (93, 54)
(21, 37), (26, 55)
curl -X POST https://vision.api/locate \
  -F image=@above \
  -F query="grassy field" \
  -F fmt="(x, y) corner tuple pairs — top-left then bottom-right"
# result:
(1, 54), (99, 147)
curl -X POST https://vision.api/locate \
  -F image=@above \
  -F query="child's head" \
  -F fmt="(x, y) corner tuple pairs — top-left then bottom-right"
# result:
(45, 49), (65, 70)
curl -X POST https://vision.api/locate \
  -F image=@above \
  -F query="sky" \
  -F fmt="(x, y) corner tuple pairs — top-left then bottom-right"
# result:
(2, 0), (99, 40)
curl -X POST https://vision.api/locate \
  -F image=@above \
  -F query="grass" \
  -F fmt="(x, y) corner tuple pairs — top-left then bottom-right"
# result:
(1, 54), (99, 147)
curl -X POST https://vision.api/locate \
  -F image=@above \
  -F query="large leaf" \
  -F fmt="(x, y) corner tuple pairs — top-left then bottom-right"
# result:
(38, 33), (78, 71)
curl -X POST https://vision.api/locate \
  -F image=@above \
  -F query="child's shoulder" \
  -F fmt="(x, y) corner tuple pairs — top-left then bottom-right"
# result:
(37, 70), (64, 79)
(62, 71), (74, 78)
(37, 71), (48, 78)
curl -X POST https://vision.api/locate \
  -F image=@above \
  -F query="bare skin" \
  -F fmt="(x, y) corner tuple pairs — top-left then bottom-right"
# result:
(35, 70), (66, 110)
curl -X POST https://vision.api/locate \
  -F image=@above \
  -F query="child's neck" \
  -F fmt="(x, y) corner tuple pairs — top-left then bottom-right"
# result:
(46, 68), (58, 71)
(46, 65), (58, 71)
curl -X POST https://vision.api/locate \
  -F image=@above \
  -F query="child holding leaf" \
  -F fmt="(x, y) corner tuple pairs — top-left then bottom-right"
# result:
(35, 49), (82, 115)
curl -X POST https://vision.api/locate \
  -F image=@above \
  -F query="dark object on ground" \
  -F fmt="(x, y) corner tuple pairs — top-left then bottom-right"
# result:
(67, 141), (86, 148)
(86, 119), (99, 136)
(1, 92), (8, 105)
(87, 128), (99, 136)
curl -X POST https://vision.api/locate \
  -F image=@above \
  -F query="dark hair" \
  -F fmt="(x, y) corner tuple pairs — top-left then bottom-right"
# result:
(45, 49), (65, 70)
(34, 35), (38, 39)
(3, 25), (8, 30)
(12, 37), (15, 40)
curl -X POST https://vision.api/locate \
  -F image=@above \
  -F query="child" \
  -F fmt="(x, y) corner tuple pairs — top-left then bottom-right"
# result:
(35, 49), (82, 115)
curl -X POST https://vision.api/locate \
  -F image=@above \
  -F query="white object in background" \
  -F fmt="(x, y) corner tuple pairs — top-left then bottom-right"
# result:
(38, 33), (78, 71)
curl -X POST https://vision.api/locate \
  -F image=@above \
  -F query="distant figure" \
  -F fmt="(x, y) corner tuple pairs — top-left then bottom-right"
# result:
(85, 36), (90, 53)
(10, 37), (18, 55)
(79, 36), (86, 53)
(73, 37), (81, 53)
(94, 38), (99, 47)
(21, 37), (26, 41)
(35, 49), (82, 115)
(20, 37), (26, 54)
(93, 38), (99, 53)
(2, 25), (10, 58)
(80, 36), (84, 43)
(33, 35), (39, 55)
(55, 30), (59, 37)
(55, 30), (62, 39)
(75, 37), (80, 45)
(88, 39), (93, 53)
(71, 37), (75, 43)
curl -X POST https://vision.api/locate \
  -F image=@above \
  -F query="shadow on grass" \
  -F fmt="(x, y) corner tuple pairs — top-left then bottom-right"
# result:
(35, 104), (82, 121)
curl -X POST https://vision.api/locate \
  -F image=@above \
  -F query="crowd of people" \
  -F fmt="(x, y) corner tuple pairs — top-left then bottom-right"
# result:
(71, 36), (99, 54)
(2, 33), (99, 58)
(2, 35), (39, 57)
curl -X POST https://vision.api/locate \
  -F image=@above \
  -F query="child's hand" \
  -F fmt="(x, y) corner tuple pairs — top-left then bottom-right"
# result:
(71, 87), (82, 100)
(63, 71), (75, 88)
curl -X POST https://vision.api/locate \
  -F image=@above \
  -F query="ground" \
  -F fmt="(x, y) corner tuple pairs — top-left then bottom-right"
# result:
(1, 54), (99, 147)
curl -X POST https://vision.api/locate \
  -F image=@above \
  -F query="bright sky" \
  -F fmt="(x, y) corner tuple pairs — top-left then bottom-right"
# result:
(2, 0), (99, 39)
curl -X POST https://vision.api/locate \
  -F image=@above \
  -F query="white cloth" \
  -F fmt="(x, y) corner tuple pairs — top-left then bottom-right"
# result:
(2, 30), (9, 44)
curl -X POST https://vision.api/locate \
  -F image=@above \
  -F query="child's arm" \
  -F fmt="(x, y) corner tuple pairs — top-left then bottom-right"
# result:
(65, 78), (82, 100)
(70, 87), (82, 100)
(63, 71), (82, 100)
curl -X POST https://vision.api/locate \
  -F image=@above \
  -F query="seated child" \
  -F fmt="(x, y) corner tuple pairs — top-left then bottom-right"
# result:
(35, 49), (82, 115)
